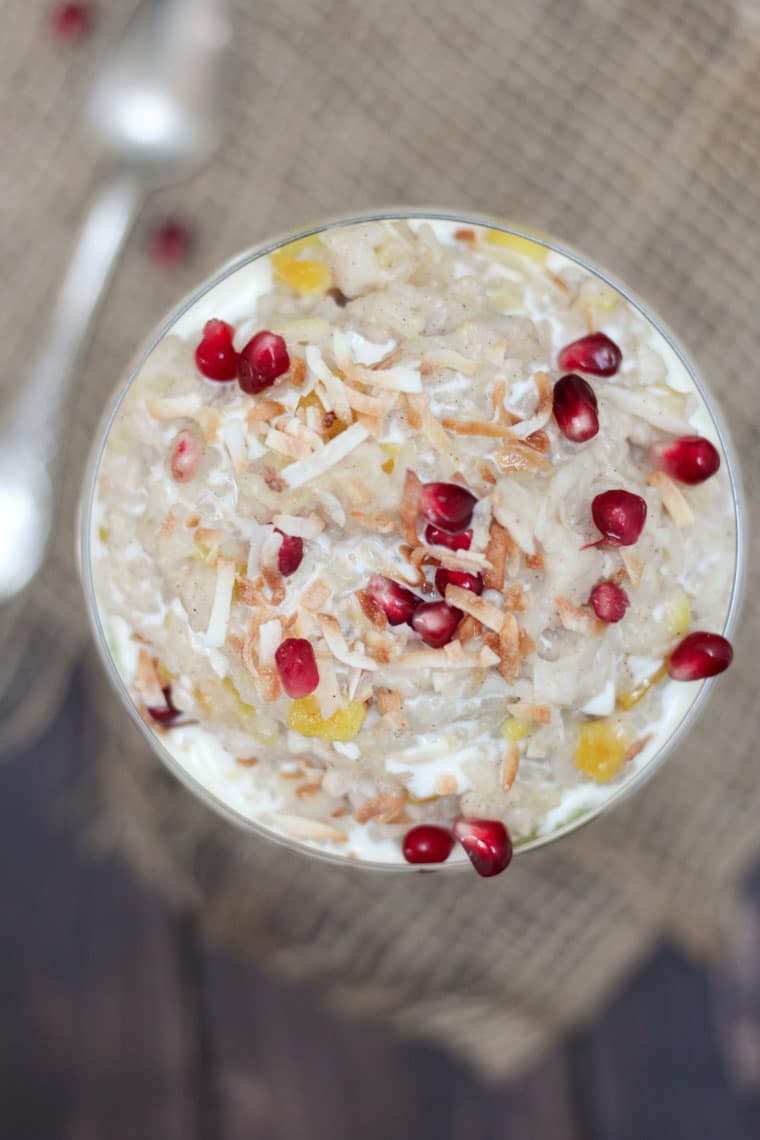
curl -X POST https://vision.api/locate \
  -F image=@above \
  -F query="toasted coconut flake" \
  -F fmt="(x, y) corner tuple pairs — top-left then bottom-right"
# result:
(146, 395), (203, 420)
(479, 644), (501, 668)
(493, 491), (536, 556)
(185, 513), (201, 528)
(295, 781), (323, 800)
(502, 744), (520, 792)
(272, 814), (348, 843)
(503, 582), (527, 611)
(305, 345), (352, 421)
(454, 614), (482, 644)
(236, 755), (259, 767)
(135, 649), (166, 709)
(647, 470), (694, 527)
(357, 590), (389, 630)
(525, 550), (545, 571)
(197, 409), (221, 443)
(258, 618), (282, 668)
(399, 468), (423, 545)
(344, 385), (397, 417)
(478, 462), (498, 486)
(405, 398), (422, 429)
(236, 575), (268, 608)
(620, 547), (644, 588)
(524, 429), (550, 453)
(483, 522), (509, 590)
(262, 465), (286, 492)
(441, 417), (515, 438)
(492, 379), (506, 420)
(333, 329), (422, 392)
(435, 774), (460, 796)
(282, 421), (370, 490)
(602, 385), (692, 435)
(454, 228), (476, 243)
(205, 558), (236, 648)
(350, 510), (396, 534)
(271, 513), (324, 539)
(227, 633), (244, 654)
(555, 596), (605, 637)
(420, 349), (478, 376)
(498, 613), (521, 682)
(246, 523), (273, 579)
(344, 478), (372, 506)
(445, 585), (505, 632)
(260, 531), (285, 604)
(257, 667), (282, 702)
(509, 371), (553, 439)
(624, 734), (653, 763)
(406, 393), (453, 450)
(246, 400), (286, 423)
(292, 609), (316, 638)
(160, 512), (176, 537)
(353, 791), (408, 825)
(265, 427), (317, 461)
(506, 702), (552, 724)
(222, 418), (250, 473)
(370, 345), (405, 371)
(518, 629), (536, 657)
(301, 578), (332, 611)
(495, 440), (552, 472)
(443, 639), (466, 662)
(427, 546), (492, 572)
(376, 688), (403, 715)
(318, 614), (378, 671)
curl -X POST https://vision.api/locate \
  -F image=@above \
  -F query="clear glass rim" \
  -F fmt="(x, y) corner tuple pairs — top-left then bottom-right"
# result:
(78, 208), (747, 873)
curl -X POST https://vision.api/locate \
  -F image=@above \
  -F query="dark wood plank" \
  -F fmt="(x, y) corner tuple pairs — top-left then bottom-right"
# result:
(0, 666), (203, 1140)
(570, 942), (760, 1140)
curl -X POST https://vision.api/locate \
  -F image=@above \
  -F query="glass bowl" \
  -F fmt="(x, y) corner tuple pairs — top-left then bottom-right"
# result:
(78, 210), (745, 873)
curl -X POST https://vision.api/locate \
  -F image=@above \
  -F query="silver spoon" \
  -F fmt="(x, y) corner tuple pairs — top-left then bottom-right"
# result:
(0, 0), (232, 603)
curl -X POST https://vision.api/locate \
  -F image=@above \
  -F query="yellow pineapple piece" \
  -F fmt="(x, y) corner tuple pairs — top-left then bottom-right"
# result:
(485, 226), (549, 263)
(297, 390), (349, 439)
(663, 590), (691, 638)
(380, 442), (401, 473)
(272, 244), (332, 295)
(98, 525), (109, 542)
(617, 662), (667, 711)
(574, 718), (629, 782)
(407, 792), (440, 805)
(502, 716), (533, 743)
(195, 677), (257, 732)
(288, 695), (367, 742)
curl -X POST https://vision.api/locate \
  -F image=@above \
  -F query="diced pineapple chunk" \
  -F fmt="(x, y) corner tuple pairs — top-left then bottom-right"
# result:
(297, 390), (348, 439)
(486, 227), (549, 263)
(272, 246), (332, 295)
(502, 716), (533, 743)
(380, 442), (401, 473)
(617, 662), (667, 711)
(663, 590), (691, 638)
(574, 718), (629, 782)
(195, 677), (257, 732)
(98, 526), (109, 542)
(288, 695), (367, 742)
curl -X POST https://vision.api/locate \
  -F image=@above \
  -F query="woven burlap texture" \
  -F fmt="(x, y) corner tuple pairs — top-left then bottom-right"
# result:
(2, 0), (759, 1078)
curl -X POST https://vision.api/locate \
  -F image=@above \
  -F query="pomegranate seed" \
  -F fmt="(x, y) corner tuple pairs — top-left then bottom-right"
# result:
(170, 428), (202, 483)
(147, 686), (183, 727)
(435, 567), (484, 596)
(558, 332), (622, 376)
(402, 825), (455, 865)
(411, 601), (462, 648)
(49, 2), (95, 41)
(453, 818), (513, 878)
(366, 575), (421, 626)
(590, 489), (647, 547)
(420, 482), (478, 533)
(238, 330), (290, 395)
(650, 435), (720, 485)
(424, 524), (473, 551)
(275, 638), (319, 698)
(553, 373), (599, 442)
(195, 319), (238, 381)
(589, 580), (630, 623)
(667, 631), (733, 681)
(146, 216), (193, 271)
(275, 530), (304, 576)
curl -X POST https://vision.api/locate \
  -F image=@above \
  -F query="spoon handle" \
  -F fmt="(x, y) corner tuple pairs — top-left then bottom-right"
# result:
(3, 173), (143, 447)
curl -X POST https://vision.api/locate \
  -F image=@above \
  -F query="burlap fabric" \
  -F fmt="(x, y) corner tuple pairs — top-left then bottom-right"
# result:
(2, 0), (759, 1077)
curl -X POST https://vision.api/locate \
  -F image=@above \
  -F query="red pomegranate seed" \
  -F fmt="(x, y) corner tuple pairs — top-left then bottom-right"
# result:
(453, 818), (513, 878)
(147, 686), (184, 727)
(553, 373), (599, 442)
(667, 631), (733, 681)
(649, 435), (720, 485)
(424, 524), (473, 551)
(411, 601), (463, 648)
(275, 638), (319, 698)
(557, 332), (622, 377)
(402, 825), (455, 865)
(49, 2), (95, 41)
(146, 216), (193, 271)
(420, 482), (478, 532)
(275, 530), (304, 576)
(589, 580), (630, 623)
(589, 489), (647, 547)
(238, 330), (290, 395)
(366, 575), (421, 626)
(435, 567), (484, 596)
(195, 319), (238, 381)
(170, 428), (202, 482)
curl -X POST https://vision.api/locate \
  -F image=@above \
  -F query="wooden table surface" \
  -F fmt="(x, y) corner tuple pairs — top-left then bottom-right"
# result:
(2, 667), (760, 1140)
